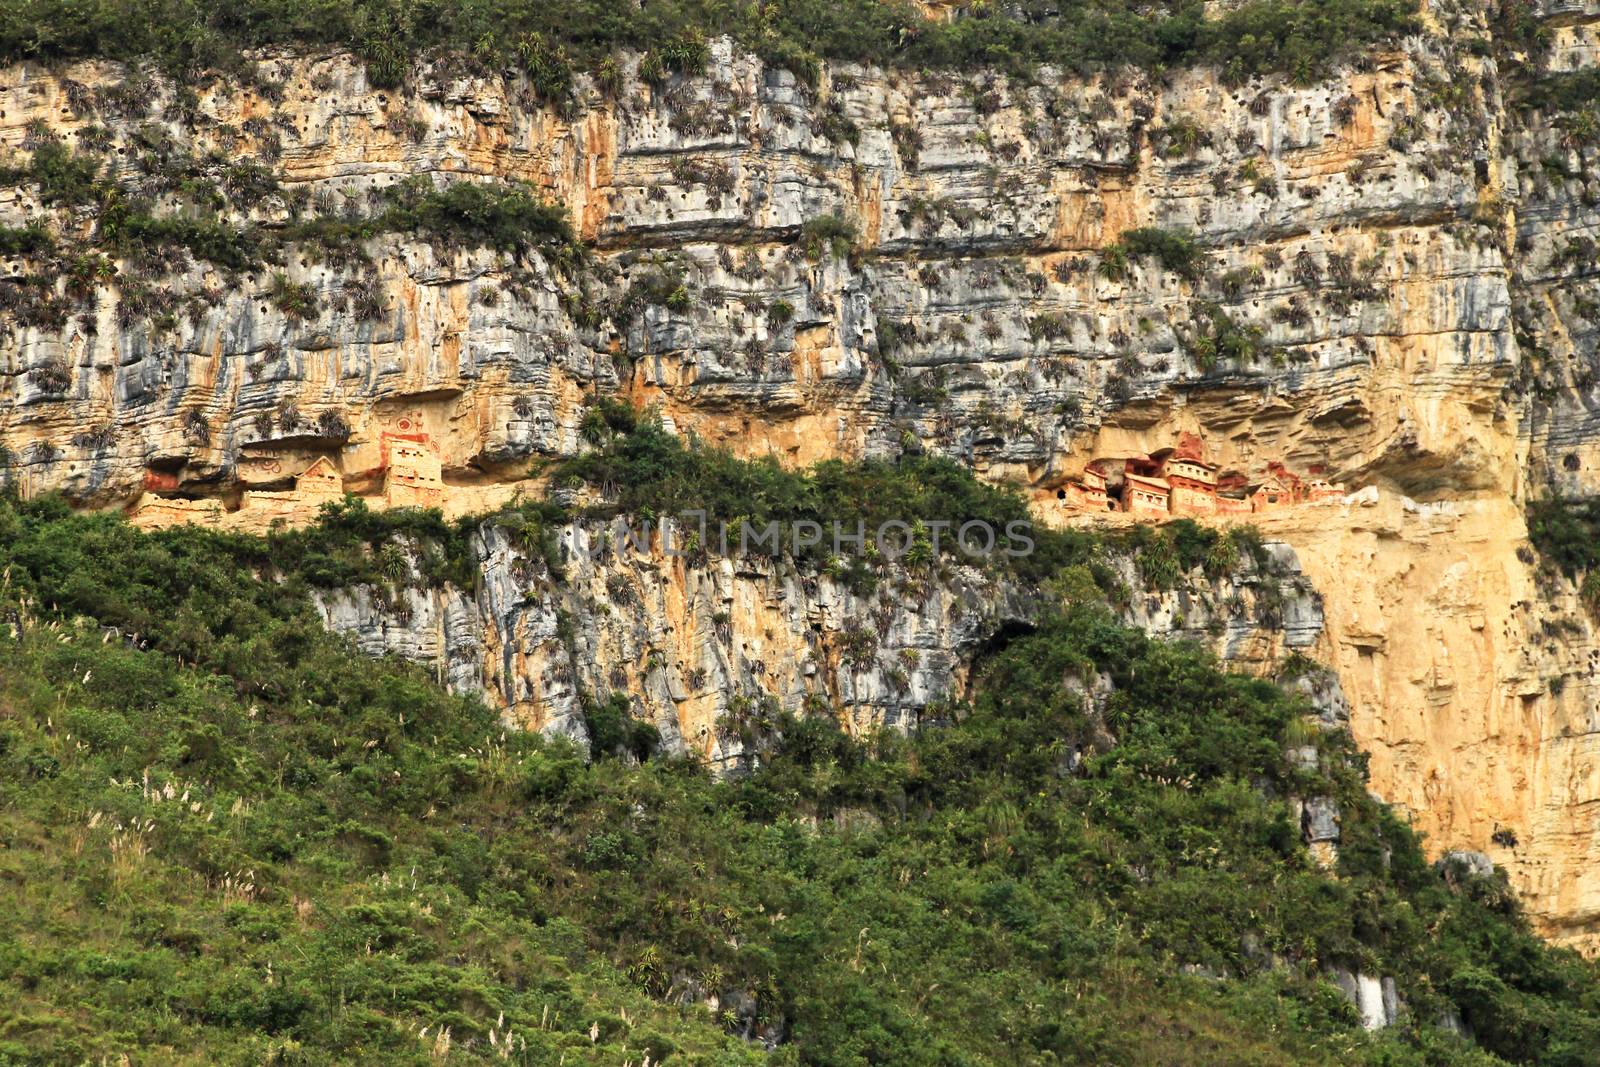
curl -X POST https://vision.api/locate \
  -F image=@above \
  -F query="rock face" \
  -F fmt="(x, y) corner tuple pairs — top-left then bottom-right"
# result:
(4, 10), (1600, 944)
(1328, 969), (1403, 1032)
(312, 521), (1322, 771)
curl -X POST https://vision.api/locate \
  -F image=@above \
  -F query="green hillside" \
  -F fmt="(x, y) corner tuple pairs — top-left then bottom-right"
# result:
(1, 476), (1598, 1065)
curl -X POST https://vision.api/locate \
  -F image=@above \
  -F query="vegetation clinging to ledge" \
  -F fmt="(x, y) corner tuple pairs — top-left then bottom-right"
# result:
(1526, 495), (1600, 608)
(1109, 226), (1208, 280)
(0, 0), (1420, 90)
(552, 399), (1266, 591)
(0, 133), (578, 331)
(0, 139), (576, 273)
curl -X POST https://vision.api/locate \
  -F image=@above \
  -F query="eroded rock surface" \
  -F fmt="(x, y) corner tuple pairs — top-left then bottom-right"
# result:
(313, 523), (1320, 772)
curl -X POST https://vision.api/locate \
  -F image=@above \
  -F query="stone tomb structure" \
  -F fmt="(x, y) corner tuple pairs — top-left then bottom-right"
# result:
(130, 433), (447, 532)
(1055, 433), (1349, 518)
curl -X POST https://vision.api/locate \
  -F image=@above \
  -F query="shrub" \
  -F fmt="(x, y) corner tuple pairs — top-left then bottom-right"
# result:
(381, 177), (574, 258)
(767, 298), (796, 325)
(799, 212), (857, 260)
(1113, 227), (1206, 279)
(580, 690), (658, 761)
(0, 223), (53, 255)
(1186, 300), (1262, 369)
(516, 31), (573, 101)
(1528, 496), (1600, 588)
(315, 410), (351, 441)
(28, 357), (72, 394)
(268, 273), (318, 320)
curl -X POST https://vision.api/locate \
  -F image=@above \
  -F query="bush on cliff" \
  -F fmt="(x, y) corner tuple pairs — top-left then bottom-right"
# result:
(0, 140), (575, 278)
(1527, 495), (1600, 580)
(550, 400), (1263, 590)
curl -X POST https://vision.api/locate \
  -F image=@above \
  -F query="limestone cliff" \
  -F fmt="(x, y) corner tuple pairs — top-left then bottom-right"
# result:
(309, 522), (1324, 769)
(5, 6), (1600, 946)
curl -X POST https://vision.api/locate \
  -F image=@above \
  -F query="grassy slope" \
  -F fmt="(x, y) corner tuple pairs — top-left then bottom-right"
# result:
(0, 474), (1597, 1065)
